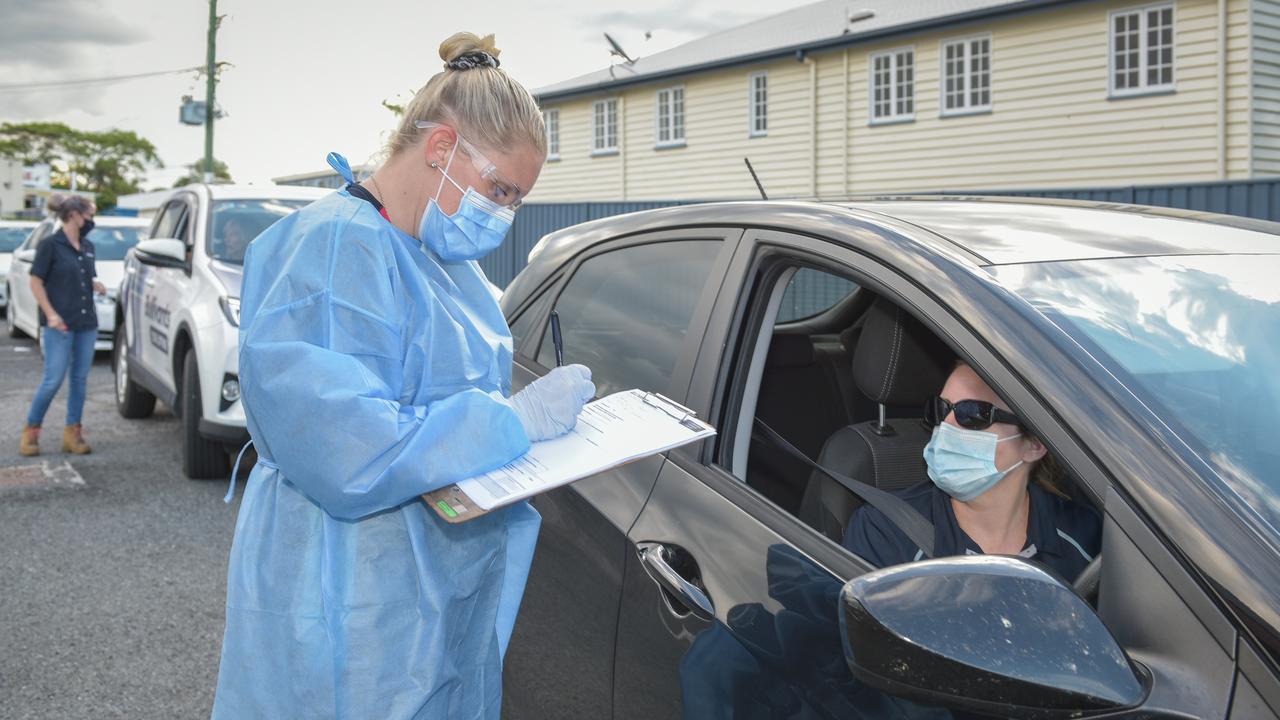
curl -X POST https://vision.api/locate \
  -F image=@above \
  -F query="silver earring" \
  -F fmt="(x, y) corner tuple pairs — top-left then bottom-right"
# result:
(429, 161), (439, 168)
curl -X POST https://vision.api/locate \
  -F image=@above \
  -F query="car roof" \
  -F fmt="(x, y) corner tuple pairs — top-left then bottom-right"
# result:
(0, 220), (36, 228)
(846, 196), (1280, 265)
(93, 216), (150, 227)
(526, 196), (1280, 272)
(176, 184), (333, 202)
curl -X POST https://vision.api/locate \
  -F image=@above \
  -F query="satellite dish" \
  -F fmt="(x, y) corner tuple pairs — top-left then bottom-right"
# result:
(604, 33), (637, 65)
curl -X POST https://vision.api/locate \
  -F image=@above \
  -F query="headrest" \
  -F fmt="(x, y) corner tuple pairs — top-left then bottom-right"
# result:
(852, 296), (953, 407)
(765, 333), (816, 368)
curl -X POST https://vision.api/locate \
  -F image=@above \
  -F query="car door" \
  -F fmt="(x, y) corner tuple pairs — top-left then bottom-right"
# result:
(137, 197), (193, 389)
(611, 227), (1243, 719)
(501, 229), (742, 720)
(11, 220), (54, 334)
(7, 230), (34, 330)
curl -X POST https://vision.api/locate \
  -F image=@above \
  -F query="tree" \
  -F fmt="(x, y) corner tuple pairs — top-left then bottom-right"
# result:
(174, 157), (233, 187)
(0, 121), (76, 164)
(0, 122), (163, 210)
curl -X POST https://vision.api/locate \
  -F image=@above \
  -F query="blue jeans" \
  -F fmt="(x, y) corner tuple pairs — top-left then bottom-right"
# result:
(27, 327), (97, 426)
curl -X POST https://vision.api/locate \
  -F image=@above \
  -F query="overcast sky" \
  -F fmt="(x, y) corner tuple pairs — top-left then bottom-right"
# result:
(0, 0), (811, 189)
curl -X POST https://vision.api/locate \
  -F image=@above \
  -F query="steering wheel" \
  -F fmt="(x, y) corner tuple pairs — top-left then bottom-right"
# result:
(1072, 552), (1102, 606)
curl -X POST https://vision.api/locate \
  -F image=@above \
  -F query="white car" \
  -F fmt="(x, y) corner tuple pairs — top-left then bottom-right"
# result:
(114, 184), (329, 479)
(6, 215), (150, 351)
(0, 219), (37, 311)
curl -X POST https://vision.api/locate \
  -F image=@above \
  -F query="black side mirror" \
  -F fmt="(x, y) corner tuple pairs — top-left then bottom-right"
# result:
(841, 555), (1147, 719)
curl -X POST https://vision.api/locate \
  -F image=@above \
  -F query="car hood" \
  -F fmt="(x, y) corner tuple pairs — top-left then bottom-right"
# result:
(96, 261), (125, 294)
(0, 254), (10, 276)
(209, 260), (243, 298)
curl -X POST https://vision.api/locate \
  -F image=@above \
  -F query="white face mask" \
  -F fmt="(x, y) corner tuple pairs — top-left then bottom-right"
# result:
(923, 423), (1024, 502)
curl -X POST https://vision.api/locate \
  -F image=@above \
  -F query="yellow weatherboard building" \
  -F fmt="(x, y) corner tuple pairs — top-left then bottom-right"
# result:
(531, 0), (1275, 202)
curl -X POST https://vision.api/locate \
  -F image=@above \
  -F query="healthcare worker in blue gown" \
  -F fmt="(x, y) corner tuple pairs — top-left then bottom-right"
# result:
(212, 32), (594, 720)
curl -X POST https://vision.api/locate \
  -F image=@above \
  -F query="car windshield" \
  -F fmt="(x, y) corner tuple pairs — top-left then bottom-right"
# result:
(0, 227), (30, 252)
(995, 254), (1280, 534)
(208, 199), (311, 264)
(92, 226), (147, 261)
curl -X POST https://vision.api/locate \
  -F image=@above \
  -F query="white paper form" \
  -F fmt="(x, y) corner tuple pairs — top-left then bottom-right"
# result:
(456, 389), (716, 511)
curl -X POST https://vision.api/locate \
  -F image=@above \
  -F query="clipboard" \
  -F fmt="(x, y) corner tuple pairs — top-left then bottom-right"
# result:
(424, 390), (714, 523)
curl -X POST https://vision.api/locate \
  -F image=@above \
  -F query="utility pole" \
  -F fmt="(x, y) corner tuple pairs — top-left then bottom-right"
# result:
(203, 0), (219, 183)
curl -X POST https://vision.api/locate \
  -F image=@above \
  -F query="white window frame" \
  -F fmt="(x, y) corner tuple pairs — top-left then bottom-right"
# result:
(654, 86), (686, 148)
(868, 46), (916, 125)
(1108, 2), (1176, 98)
(939, 33), (993, 117)
(748, 71), (768, 137)
(591, 98), (619, 156)
(544, 108), (560, 161)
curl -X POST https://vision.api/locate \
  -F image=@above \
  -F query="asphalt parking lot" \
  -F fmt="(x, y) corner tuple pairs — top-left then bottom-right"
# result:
(0, 326), (238, 718)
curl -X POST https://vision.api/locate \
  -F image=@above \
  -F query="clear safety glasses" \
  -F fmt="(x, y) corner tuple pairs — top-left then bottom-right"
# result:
(414, 121), (526, 210)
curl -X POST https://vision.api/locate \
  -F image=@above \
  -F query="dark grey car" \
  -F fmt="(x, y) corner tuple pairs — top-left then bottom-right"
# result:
(499, 198), (1280, 719)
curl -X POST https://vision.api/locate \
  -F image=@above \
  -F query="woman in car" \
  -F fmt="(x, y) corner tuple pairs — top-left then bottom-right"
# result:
(843, 362), (1100, 582)
(19, 195), (104, 457)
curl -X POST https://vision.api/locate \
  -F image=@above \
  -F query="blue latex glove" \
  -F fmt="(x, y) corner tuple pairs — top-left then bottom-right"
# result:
(509, 364), (596, 442)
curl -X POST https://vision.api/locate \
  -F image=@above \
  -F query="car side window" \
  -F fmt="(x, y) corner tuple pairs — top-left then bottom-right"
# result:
(537, 240), (722, 397)
(152, 201), (185, 240)
(508, 285), (554, 355)
(776, 268), (858, 323)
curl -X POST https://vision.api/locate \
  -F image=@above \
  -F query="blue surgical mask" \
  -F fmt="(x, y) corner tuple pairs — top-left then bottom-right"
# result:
(923, 422), (1024, 502)
(418, 145), (515, 261)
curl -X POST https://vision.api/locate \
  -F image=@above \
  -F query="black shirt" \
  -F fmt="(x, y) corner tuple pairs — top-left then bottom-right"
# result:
(843, 480), (1101, 583)
(30, 228), (98, 331)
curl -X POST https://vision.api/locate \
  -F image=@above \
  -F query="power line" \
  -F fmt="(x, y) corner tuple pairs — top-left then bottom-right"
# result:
(0, 66), (205, 94)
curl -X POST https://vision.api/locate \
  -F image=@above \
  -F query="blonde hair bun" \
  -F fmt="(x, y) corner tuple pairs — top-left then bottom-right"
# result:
(439, 32), (501, 68)
(388, 31), (545, 157)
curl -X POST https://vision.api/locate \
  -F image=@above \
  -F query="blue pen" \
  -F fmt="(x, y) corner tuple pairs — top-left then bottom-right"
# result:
(550, 310), (564, 367)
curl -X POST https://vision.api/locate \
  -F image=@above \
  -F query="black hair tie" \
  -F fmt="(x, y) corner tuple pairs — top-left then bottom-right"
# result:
(447, 51), (500, 70)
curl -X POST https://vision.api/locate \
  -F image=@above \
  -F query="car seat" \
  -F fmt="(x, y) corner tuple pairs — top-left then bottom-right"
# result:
(750, 332), (862, 513)
(798, 296), (954, 542)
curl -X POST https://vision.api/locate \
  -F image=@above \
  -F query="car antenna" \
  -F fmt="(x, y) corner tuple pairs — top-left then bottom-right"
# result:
(744, 157), (768, 200)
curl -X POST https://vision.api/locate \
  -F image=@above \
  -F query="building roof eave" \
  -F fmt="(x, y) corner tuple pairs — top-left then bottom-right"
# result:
(534, 0), (1074, 104)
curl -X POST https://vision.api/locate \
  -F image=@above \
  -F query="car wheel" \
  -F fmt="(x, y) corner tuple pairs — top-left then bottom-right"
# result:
(182, 350), (230, 480)
(5, 289), (21, 338)
(114, 327), (156, 419)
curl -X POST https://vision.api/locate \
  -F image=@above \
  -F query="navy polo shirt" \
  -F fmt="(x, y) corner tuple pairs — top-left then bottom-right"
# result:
(843, 480), (1101, 583)
(30, 229), (98, 331)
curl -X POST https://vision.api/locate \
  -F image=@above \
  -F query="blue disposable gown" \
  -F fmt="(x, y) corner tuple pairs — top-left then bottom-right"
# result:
(212, 187), (540, 719)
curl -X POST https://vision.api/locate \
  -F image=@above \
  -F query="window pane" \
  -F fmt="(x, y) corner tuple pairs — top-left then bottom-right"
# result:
(897, 50), (914, 116)
(509, 285), (555, 353)
(872, 54), (891, 117)
(673, 88), (684, 140)
(752, 74), (767, 132)
(537, 241), (723, 397)
(776, 269), (859, 323)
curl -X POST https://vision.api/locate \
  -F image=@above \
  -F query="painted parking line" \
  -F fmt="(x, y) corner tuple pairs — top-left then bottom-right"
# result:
(0, 461), (86, 491)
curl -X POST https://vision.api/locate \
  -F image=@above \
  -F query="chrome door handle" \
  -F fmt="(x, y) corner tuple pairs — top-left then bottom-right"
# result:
(638, 543), (715, 622)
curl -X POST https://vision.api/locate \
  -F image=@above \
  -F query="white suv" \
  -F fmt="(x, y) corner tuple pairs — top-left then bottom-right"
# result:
(114, 184), (328, 479)
(7, 215), (150, 351)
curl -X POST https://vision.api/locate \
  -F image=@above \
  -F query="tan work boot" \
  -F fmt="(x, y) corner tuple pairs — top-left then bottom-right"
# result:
(62, 424), (92, 455)
(19, 425), (40, 456)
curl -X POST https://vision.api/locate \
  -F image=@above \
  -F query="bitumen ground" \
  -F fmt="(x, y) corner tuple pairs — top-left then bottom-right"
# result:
(0, 326), (238, 718)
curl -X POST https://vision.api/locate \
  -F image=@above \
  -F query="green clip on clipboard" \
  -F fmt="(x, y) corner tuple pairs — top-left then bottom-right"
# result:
(423, 390), (715, 523)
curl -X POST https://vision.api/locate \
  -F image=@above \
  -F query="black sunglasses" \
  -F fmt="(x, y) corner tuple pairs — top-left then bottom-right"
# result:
(925, 396), (1020, 431)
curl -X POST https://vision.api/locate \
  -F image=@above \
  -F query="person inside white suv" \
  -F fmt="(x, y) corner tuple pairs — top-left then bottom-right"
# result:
(219, 216), (249, 264)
